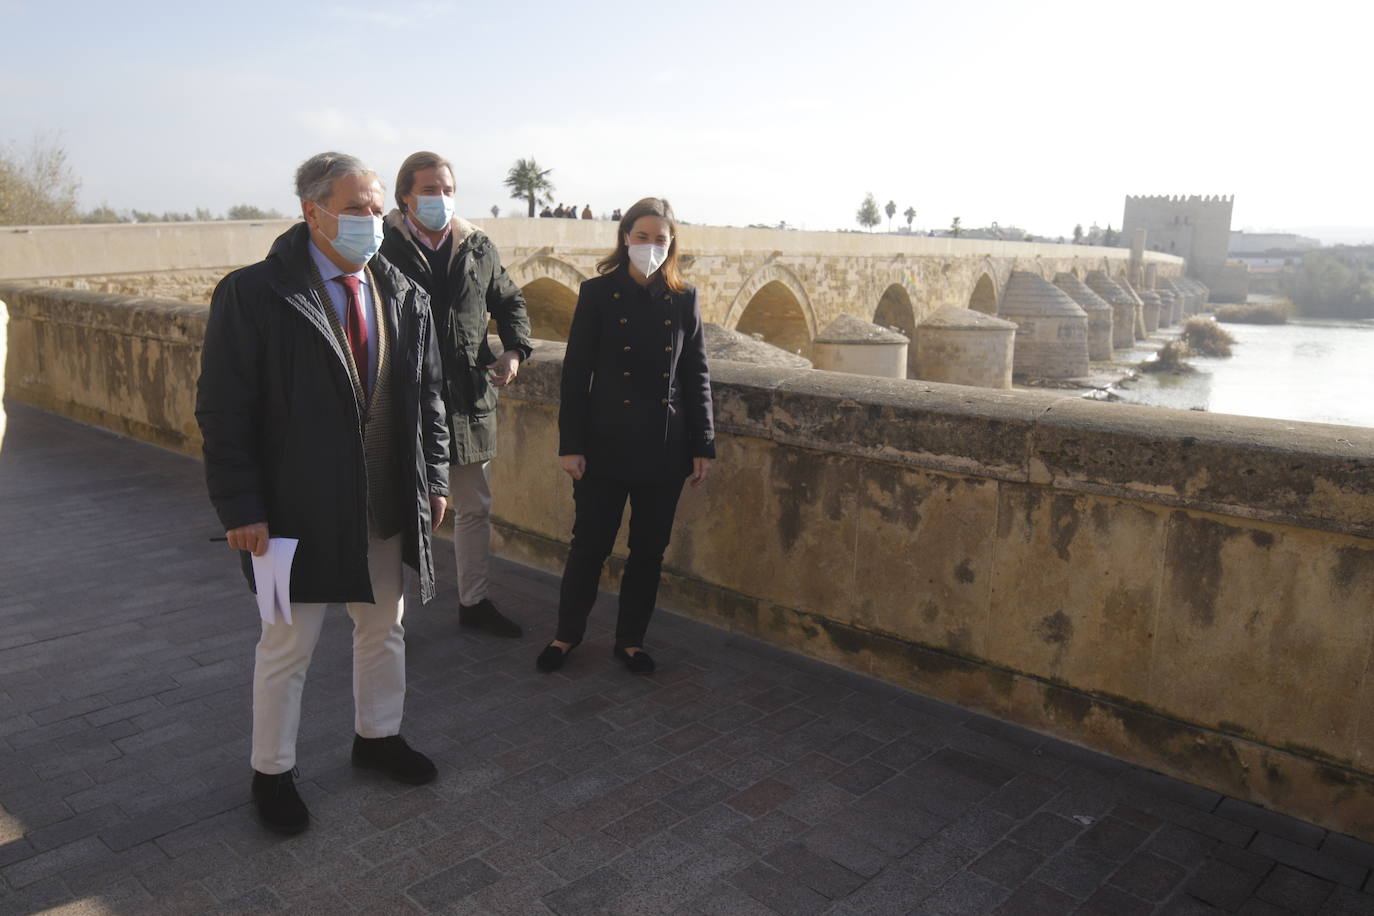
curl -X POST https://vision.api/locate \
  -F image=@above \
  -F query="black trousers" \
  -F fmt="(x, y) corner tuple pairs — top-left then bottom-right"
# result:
(555, 474), (686, 649)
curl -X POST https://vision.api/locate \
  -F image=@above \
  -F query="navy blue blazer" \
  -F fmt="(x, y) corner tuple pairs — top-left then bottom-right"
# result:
(559, 268), (715, 481)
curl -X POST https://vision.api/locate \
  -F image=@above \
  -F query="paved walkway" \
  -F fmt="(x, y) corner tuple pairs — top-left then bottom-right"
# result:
(2, 401), (1373, 915)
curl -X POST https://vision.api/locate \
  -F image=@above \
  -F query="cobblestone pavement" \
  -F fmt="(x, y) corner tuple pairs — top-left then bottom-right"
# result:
(3, 400), (1374, 915)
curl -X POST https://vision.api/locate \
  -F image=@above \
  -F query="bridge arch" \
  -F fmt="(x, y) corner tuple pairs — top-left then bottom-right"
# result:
(508, 256), (588, 341)
(967, 271), (999, 315)
(725, 263), (818, 357)
(872, 281), (917, 377)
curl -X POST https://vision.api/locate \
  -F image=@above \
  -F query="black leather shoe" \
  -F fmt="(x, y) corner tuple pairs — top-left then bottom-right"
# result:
(252, 768), (309, 834)
(351, 734), (437, 785)
(536, 640), (578, 673)
(459, 598), (523, 638)
(614, 646), (656, 675)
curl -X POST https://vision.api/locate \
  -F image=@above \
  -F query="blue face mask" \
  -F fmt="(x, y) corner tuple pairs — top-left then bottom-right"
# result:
(413, 194), (454, 232)
(317, 206), (384, 265)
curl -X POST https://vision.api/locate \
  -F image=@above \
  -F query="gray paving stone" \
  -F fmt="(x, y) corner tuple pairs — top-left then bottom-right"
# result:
(1010, 812), (1084, 855)
(913, 869), (1008, 915)
(1077, 884), (1154, 915)
(1251, 832), (1368, 888)
(1321, 885), (1374, 914)
(542, 864), (628, 916)
(1185, 857), (1268, 910)
(765, 841), (866, 898)
(1033, 845), (1117, 899)
(731, 860), (831, 915)
(1219, 797), (1328, 848)
(970, 839), (1046, 888)
(407, 857), (503, 910)
(1255, 863), (1337, 913)
(1324, 834), (1374, 870)
(1108, 851), (1189, 902)
(989, 879), (1079, 915)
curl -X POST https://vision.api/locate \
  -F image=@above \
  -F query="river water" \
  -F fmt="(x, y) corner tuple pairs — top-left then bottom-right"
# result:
(1110, 318), (1374, 428)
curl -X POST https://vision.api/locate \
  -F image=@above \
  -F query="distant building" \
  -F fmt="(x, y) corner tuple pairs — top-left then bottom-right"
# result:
(1122, 195), (1242, 302)
(1228, 231), (1322, 254)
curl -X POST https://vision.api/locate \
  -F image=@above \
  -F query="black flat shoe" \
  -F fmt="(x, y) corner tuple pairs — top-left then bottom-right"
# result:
(536, 640), (579, 673)
(351, 734), (437, 785)
(614, 646), (656, 675)
(252, 768), (309, 834)
(459, 598), (523, 638)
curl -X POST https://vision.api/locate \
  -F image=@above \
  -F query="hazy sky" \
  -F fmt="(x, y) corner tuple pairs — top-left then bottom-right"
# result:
(3, 0), (1369, 242)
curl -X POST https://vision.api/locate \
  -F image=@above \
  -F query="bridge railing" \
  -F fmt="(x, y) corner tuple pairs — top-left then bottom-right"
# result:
(4, 280), (1371, 840)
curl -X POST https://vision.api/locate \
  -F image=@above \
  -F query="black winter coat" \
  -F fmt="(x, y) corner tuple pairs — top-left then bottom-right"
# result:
(196, 223), (450, 604)
(559, 269), (715, 481)
(379, 213), (532, 466)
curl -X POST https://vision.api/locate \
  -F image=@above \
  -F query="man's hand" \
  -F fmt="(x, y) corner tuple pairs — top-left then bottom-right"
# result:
(561, 454), (586, 480)
(430, 494), (448, 531)
(690, 457), (712, 488)
(226, 522), (270, 557)
(487, 350), (522, 388)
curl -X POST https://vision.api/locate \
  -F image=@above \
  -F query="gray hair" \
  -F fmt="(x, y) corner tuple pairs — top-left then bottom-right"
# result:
(294, 152), (380, 204)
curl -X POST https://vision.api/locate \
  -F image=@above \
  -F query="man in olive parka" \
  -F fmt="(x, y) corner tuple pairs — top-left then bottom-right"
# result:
(380, 151), (533, 638)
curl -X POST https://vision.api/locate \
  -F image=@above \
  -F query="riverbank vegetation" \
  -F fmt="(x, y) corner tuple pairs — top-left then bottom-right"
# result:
(1283, 249), (1374, 319)
(1181, 317), (1236, 357)
(1214, 301), (1291, 324)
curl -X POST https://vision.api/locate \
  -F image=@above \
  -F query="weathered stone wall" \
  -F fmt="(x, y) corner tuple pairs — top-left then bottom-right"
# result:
(7, 281), (1372, 839)
(0, 283), (208, 455)
(0, 221), (1184, 356)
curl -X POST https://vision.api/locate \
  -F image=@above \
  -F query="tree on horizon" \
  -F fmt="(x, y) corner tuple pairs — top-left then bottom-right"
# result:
(950, 216), (962, 238)
(503, 158), (555, 218)
(904, 206), (916, 230)
(885, 200), (896, 232)
(856, 193), (881, 232)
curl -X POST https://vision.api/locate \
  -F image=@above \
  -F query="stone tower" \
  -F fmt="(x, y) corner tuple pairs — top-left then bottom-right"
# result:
(1121, 195), (1234, 291)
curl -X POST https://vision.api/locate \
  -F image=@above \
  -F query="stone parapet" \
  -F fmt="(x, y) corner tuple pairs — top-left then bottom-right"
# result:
(7, 280), (1374, 839)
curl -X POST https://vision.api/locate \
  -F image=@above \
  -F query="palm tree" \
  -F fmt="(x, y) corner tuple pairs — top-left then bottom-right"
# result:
(503, 158), (555, 218)
(904, 206), (916, 231)
(884, 200), (896, 232)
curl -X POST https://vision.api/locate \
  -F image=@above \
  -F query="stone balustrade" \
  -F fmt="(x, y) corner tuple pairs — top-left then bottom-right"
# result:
(4, 280), (1373, 839)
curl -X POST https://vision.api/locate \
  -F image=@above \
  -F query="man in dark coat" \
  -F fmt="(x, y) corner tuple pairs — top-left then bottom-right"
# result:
(380, 151), (533, 639)
(196, 152), (450, 834)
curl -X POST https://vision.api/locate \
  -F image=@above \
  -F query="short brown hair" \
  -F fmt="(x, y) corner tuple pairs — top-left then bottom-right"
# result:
(394, 151), (454, 211)
(596, 197), (687, 293)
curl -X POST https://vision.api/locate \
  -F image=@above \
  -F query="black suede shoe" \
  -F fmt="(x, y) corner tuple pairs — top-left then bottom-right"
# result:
(252, 768), (309, 834)
(536, 640), (578, 673)
(351, 734), (437, 785)
(459, 598), (523, 638)
(614, 646), (656, 675)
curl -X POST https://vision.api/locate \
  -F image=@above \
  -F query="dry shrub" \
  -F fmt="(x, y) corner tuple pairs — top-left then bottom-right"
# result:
(1214, 302), (1291, 324)
(1181, 317), (1235, 357)
(1141, 340), (1191, 373)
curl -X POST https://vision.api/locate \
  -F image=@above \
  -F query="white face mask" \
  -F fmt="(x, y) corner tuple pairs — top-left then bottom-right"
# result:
(628, 242), (669, 278)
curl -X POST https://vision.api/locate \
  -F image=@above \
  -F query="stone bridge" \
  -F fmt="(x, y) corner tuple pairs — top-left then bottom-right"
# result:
(0, 219), (1184, 359)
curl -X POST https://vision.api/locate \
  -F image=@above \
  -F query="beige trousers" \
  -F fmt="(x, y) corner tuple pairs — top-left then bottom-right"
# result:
(449, 461), (492, 606)
(251, 534), (405, 774)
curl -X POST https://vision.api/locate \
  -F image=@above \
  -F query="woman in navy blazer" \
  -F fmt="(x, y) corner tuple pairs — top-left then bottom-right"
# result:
(537, 198), (715, 674)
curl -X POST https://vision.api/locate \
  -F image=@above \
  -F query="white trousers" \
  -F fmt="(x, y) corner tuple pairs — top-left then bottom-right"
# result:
(251, 534), (406, 774)
(449, 461), (492, 606)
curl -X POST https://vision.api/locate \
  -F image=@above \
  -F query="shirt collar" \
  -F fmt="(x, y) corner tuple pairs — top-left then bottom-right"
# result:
(405, 212), (453, 251)
(308, 239), (368, 287)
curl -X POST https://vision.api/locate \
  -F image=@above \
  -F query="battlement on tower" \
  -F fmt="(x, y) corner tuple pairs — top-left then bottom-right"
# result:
(1125, 194), (1234, 205)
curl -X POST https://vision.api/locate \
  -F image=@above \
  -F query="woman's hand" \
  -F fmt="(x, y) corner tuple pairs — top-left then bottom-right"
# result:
(690, 457), (712, 487)
(561, 454), (586, 480)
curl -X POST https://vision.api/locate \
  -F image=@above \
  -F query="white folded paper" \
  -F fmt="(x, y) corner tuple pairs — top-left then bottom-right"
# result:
(250, 537), (299, 626)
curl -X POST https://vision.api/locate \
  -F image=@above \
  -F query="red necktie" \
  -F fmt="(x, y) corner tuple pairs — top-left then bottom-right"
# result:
(336, 275), (370, 397)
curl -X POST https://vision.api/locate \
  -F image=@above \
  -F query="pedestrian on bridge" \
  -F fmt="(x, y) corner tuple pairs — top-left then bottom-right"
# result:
(537, 197), (715, 676)
(380, 150), (533, 640)
(196, 152), (451, 835)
